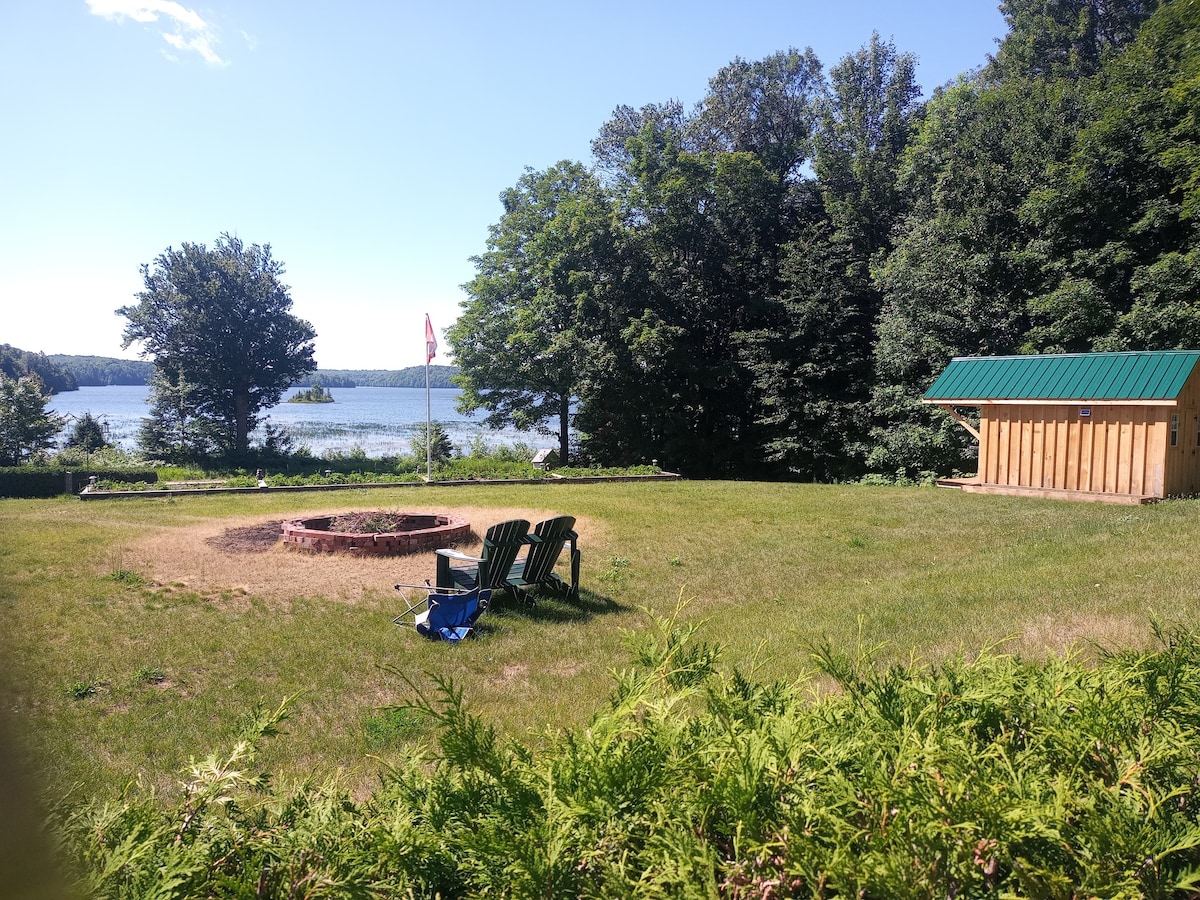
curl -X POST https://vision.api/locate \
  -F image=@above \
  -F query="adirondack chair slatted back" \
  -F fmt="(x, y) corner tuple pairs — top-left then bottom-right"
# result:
(518, 516), (576, 584)
(435, 519), (530, 593)
(477, 519), (531, 588)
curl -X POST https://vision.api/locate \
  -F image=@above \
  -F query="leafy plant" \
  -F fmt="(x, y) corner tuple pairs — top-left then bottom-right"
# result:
(105, 569), (146, 587)
(598, 555), (631, 591)
(66, 680), (100, 700)
(133, 667), (166, 685)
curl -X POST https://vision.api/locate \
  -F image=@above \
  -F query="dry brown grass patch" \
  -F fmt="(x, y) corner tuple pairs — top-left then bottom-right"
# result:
(119, 504), (599, 607)
(1008, 609), (1146, 657)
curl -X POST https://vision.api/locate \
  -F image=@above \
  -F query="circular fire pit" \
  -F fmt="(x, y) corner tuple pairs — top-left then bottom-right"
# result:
(280, 512), (470, 556)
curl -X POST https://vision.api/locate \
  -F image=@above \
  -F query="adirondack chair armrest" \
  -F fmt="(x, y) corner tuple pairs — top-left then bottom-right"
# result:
(435, 548), (484, 564)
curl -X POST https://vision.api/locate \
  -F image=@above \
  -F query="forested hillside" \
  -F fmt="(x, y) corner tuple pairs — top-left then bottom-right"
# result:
(43, 354), (459, 390)
(0, 344), (77, 393)
(301, 366), (459, 388)
(452, 0), (1198, 479)
(45, 354), (153, 386)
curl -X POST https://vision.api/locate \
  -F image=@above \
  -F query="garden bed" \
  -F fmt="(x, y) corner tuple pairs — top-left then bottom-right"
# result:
(78, 471), (680, 499)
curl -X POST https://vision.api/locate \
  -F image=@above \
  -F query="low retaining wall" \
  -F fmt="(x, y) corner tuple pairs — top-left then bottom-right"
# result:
(281, 513), (471, 555)
(77, 472), (681, 500)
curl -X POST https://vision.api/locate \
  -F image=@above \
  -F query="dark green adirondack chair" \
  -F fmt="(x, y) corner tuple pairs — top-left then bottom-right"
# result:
(435, 519), (530, 596)
(505, 515), (580, 602)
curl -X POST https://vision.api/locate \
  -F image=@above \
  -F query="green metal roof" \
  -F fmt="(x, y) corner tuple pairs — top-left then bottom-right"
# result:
(923, 351), (1200, 403)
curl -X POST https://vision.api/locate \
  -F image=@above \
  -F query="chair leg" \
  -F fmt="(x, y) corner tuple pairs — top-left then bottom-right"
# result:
(569, 548), (581, 600)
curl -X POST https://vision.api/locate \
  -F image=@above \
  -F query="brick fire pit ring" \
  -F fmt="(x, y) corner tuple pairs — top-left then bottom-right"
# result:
(281, 513), (470, 556)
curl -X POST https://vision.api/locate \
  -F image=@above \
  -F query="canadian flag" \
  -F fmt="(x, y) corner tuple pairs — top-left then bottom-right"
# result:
(425, 314), (437, 364)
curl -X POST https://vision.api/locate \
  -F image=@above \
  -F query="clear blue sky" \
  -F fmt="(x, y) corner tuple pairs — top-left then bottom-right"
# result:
(0, 1), (1007, 369)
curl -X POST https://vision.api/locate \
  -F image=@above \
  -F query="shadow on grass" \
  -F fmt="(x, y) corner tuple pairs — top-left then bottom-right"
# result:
(481, 586), (629, 627)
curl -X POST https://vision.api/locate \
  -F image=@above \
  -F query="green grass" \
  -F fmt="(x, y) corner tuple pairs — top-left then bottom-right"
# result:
(2, 481), (1199, 804)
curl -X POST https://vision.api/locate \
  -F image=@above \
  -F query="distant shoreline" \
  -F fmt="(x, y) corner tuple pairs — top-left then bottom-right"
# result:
(44, 353), (459, 391)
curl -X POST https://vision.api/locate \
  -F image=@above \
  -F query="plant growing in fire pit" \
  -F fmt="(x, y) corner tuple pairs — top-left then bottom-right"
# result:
(328, 511), (411, 533)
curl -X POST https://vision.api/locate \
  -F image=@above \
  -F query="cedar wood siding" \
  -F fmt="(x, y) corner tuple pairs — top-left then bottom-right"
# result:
(976, 367), (1200, 498)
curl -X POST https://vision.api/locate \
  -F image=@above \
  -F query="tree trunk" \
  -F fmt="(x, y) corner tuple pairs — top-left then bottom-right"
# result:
(558, 395), (570, 466)
(234, 391), (251, 455)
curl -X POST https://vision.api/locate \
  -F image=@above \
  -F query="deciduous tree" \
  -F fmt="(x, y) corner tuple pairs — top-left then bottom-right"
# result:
(118, 234), (316, 458)
(449, 163), (620, 465)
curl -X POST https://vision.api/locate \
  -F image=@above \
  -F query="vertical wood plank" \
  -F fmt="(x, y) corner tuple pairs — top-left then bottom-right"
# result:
(1080, 415), (1095, 492)
(1116, 408), (1133, 494)
(1148, 414), (1166, 497)
(1105, 415), (1121, 493)
(1066, 409), (1081, 491)
(1130, 412), (1148, 495)
(1032, 409), (1046, 488)
(1053, 406), (1069, 489)
(996, 412), (1009, 485)
(1020, 416), (1034, 486)
(986, 413), (1000, 483)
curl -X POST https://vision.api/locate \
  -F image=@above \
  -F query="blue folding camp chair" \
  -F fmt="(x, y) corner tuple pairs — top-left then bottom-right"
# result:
(393, 583), (490, 642)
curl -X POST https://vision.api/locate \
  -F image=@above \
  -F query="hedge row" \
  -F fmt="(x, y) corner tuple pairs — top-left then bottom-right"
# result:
(0, 468), (158, 499)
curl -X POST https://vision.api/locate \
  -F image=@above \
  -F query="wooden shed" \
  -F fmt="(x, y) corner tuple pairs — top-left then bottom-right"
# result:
(922, 351), (1200, 503)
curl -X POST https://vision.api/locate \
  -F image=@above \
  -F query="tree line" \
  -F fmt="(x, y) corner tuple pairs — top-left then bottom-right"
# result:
(450, 0), (1198, 478)
(0, 345), (77, 394)
(41, 354), (459, 391)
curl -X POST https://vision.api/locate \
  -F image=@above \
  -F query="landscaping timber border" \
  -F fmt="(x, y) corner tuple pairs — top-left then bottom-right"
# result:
(77, 472), (681, 500)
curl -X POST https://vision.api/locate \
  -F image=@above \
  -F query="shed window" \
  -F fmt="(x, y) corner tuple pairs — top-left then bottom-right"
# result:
(1171, 414), (1179, 447)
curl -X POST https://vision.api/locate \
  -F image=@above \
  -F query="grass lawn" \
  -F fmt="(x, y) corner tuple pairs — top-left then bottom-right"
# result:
(2, 481), (1198, 804)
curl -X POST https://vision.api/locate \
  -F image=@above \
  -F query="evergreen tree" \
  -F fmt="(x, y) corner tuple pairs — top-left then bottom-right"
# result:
(0, 374), (65, 466)
(65, 412), (110, 454)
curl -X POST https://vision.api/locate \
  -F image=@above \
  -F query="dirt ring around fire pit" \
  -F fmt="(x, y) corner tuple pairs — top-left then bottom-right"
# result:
(281, 512), (471, 556)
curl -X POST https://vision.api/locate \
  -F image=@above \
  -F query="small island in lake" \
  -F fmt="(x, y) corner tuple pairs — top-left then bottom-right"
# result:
(287, 383), (334, 403)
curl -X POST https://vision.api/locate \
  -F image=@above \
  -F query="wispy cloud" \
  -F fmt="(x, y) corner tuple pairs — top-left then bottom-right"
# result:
(86, 0), (228, 66)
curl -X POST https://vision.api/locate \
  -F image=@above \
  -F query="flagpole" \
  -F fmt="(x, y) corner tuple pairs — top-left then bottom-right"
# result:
(425, 353), (431, 480)
(424, 314), (435, 481)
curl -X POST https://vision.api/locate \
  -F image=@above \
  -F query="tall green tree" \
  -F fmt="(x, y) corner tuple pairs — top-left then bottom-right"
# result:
(866, 0), (1161, 477)
(580, 50), (825, 476)
(990, 0), (1159, 79)
(0, 374), (65, 466)
(118, 234), (316, 458)
(449, 163), (620, 465)
(1022, 0), (1200, 352)
(587, 143), (789, 475)
(743, 35), (920, 480)
(693, 48), (824, 182)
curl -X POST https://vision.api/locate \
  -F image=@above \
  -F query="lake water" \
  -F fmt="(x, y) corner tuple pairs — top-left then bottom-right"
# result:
(48, 384), (552, 457)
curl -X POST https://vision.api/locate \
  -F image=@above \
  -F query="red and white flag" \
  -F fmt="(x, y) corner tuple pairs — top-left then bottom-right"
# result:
(425, 314), (437, 364)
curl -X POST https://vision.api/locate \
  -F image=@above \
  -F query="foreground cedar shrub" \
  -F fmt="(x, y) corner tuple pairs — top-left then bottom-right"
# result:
(53, 614), (1200, 898)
